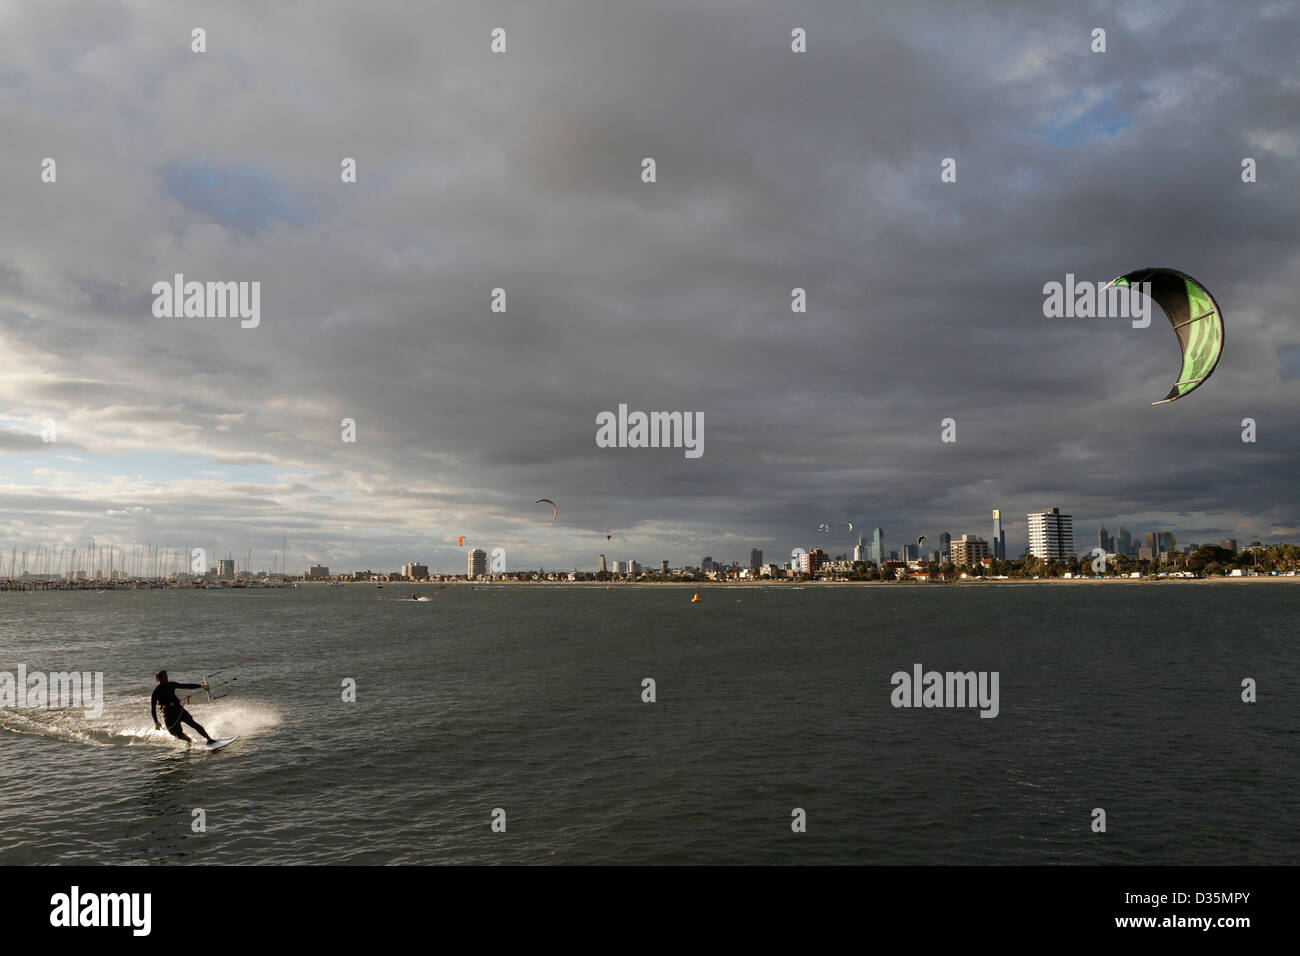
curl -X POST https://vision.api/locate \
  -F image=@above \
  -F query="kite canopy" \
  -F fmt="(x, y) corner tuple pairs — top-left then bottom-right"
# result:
(535, 498), (558, 524)
(1110, 268), (1224, 405)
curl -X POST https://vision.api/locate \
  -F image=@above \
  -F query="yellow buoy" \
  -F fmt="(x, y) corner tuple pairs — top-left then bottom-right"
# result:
(691, 593), (700, 602)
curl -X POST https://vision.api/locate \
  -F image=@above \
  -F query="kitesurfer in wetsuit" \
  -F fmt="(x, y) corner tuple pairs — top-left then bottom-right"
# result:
(151, 669), (216, 745)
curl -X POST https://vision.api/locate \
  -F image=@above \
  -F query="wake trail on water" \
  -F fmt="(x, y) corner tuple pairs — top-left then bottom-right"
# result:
(0, 694), (281, 750)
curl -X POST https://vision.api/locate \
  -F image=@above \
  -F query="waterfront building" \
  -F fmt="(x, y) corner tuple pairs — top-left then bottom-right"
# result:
(467, 549), (487, 577)
(797, 548), (826, 575)
(1027, 508), (1075, 561)
(950, 534), (990, 568)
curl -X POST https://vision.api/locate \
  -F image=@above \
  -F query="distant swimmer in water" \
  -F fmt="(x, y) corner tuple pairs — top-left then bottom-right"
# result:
(151, 669), (216, 745)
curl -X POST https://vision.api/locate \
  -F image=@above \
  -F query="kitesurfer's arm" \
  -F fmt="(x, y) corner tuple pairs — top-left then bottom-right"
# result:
(151, 686), (160, 728)
(175, 683), (202, 690)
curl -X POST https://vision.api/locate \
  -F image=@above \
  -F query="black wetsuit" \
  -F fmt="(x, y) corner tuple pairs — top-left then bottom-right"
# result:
(151, 681), (212, 742)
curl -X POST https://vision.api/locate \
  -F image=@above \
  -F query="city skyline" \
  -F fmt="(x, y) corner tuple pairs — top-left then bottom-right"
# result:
(0, 499), (1281, 579)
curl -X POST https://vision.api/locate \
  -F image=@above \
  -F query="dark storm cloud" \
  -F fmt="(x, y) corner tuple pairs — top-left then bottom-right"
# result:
(0, 0), (1296, 570)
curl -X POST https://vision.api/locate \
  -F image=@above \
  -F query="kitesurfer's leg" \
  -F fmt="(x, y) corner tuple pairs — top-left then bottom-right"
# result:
(180, 709), (215, 743)
(163, 709), (191, 743)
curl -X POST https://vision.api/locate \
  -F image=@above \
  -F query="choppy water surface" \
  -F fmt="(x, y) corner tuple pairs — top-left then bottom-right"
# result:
(0, 582), (1295, 864)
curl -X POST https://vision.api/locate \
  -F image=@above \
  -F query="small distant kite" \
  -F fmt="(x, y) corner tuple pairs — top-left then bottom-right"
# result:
(456, 535), (466, 547)
(1107, 267), (1224, 405)
(917, 535), (926, 548)
(817, 523), (830, 533)
(535, 498), (558, 524)
(843, 521), (854, 532)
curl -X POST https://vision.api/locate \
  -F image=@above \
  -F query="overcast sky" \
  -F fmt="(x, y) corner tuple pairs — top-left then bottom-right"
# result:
(1, 0), (1297, 573)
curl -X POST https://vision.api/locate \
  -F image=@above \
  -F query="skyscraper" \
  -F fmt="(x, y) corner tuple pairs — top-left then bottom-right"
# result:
(598, 554), (607, 573)
(873, 528), (884, 567)
(1097, 526), (1109, 551)
(1027, 508), (1074, 561)
(991, 511), (1005, 560)
(1116, 527), (1132, 555)
(938, 531), (951, 563)
(749, 549), (762, 571)
(467, 548), (487, 577)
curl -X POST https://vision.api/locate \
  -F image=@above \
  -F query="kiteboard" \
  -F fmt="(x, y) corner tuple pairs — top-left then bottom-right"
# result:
(200, 735), (238, 752)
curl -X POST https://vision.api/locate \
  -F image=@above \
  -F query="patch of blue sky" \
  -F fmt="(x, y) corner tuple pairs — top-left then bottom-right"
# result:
(1036, 94), (1133, 147)
(1278, 345), (1300, 382)
(0, 448), (284, 487)
(159, 161), (314, 235)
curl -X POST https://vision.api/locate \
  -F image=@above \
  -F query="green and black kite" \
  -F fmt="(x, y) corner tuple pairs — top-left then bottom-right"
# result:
(1108, 267), (1224, 405)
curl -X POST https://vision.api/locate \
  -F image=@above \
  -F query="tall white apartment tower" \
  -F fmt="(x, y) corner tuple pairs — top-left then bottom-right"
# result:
(1027, 508), (1074, 561)
(467, 548), (487, 577)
